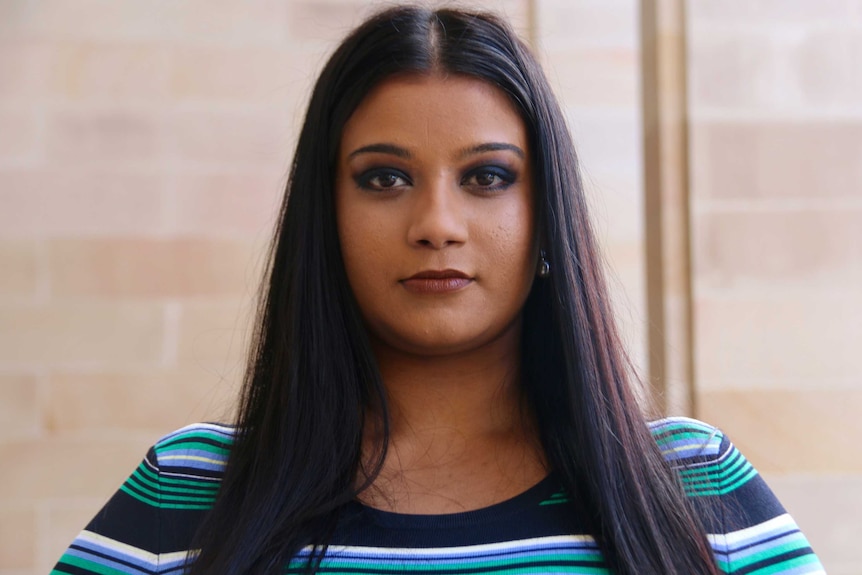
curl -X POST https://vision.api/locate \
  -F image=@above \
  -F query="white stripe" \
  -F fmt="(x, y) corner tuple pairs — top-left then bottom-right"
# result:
(77, 530), (190, 566)
(708, 514), (798, 549)
(726, 530), (808, 561)
(159, 469), (223, 482)
(309, 534), (598, 558)
(673, 440), (736, 471)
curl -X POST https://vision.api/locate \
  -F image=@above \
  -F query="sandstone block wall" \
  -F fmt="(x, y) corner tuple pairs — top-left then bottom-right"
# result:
(1, 1), (857, 572)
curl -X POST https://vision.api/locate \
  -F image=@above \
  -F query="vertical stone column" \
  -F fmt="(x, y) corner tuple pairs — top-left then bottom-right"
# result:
(641, 0), (694, 416)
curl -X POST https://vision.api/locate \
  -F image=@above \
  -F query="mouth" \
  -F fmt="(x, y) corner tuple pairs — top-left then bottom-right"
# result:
(401, 269), (473, 294)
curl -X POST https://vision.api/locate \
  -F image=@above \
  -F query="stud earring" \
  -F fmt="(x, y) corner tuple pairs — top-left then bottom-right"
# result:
(537, 250), (551, 278)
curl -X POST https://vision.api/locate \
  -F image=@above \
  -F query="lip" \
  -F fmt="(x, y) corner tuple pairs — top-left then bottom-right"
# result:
(401, 269), (473, 294)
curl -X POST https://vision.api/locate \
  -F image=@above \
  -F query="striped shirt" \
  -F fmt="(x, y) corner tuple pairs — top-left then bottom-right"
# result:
(51, 417), (825, 574)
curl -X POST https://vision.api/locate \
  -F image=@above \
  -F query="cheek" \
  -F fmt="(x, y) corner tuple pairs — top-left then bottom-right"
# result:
(483, 201), (535, 275)
(337, 206), (390, 298)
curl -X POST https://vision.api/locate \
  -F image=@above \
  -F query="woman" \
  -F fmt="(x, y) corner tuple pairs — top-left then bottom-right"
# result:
(52, 6), (823, 575)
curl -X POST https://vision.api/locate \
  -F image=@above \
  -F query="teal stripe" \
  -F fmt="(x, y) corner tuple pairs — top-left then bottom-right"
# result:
(160, 427), (234, 442)
(121, 477), (216, 508)
(134, 462), (220, 490)
(539, 498), (570, 506)
(119, 484), (214, 510)
(539, 489), (570, 505)
(55, 554), (132, 575)
(654, 430), (715, 445)
(157, 434), (233, 452)
(287, 546), (607, 572)
(135, 474), (218, 498)
(675, 447), (758, 497)
(119, 482), (157, 507)
(650, 420), (717, 438)
(126, 473), (214, 502)
(752, 555), (822, 575)
(718, 552), (821, 575)
(729, 540), (816, 571)
(679, 462), (755, 487)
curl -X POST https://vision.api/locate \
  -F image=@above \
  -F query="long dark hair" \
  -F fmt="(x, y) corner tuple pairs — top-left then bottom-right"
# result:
(188, 6), (719, 575)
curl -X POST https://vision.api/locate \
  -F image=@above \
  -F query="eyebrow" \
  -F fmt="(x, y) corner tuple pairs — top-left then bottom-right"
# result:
(346, 141), (525, 160)
(458, 142), (525, 159)
(348, 143), (412, 159)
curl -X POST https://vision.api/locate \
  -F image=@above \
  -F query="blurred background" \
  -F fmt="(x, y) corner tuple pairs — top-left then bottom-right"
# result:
(0, 0), (859, 572)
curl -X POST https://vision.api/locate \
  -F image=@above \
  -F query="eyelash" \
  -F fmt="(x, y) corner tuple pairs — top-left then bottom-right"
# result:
(462, 166), (516, 191)
(355, 168), (411, 191)
(354, 165), (517, 193)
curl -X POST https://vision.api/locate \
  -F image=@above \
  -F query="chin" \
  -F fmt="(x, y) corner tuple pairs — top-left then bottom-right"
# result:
(371, 321), (519, 359)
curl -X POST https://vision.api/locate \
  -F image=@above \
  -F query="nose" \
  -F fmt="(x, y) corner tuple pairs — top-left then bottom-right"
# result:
(406, 177), (468, 249)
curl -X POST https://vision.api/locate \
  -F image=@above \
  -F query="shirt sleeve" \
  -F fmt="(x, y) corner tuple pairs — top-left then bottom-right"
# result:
(686, 425), (826, 574)
(50, 423), (228, 575)
(50, 446), (169, 575)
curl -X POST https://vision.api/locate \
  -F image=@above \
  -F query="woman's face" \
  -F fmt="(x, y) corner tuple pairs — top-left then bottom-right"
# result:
(335, 74), (536, 357)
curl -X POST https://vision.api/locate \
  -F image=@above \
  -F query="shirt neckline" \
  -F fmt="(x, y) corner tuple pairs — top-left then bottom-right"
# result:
(350, 472), (561, 530)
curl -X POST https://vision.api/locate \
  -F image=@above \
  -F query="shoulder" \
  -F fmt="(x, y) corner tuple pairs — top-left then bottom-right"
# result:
(108, 422), (235, 513)
(648, 419), (827, 572)
(150, 422), (236, 481)
(50, 423), (238, 573)
(648, 416), (757, 498)
(648, 416), (724, 461)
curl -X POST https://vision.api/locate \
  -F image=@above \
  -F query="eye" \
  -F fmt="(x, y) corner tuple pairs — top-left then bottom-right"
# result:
(355, 168), (411, 191)
(461, 166), (516, 191)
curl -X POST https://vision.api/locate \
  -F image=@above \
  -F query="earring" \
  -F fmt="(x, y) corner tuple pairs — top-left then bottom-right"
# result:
(537, 250), (551, 278)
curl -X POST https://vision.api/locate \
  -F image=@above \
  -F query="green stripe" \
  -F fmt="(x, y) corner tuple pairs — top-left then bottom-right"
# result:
(751, 554), (822, 575)
(54, 555), (131, 575)
(728, 540), (814, 571)
(158, 433), (233, 451)
(677, 448), (745, 479)
(158, 502), (214, 510)
(683, 471), (756, 497)
(158, 475), (221, 489)
(118, 485), (214, 510)
(132, 472), (218, 497)
(722, 457), (756, 486)
(160, 428), (234, 442)
(312, 552), (605, 571)
(539, 498), (570, 506)
(120, 478), (216, 508)
(678, 462), (726, 478)
(651, 421), (716, 437)
(539, 489), (570, 505)
(717, 552), (820, 574)
(134, 462), (220, 490)
(120, 482), (158, 507)
(675, 448), (758, 497)
(679, 462), (755, 487)
(654, 430), (715, 446)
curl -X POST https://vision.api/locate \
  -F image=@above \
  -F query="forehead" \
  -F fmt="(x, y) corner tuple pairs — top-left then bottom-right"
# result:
(339, 74), (528, 155)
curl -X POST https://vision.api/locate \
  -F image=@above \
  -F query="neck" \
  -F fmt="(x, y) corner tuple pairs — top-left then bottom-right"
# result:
(359, 324), (548, 513)
(370, 327), (525, 439)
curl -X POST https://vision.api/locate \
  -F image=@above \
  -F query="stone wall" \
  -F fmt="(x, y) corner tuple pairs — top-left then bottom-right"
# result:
(2, 0), (856, 572)
(687, 2), (862, 572)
